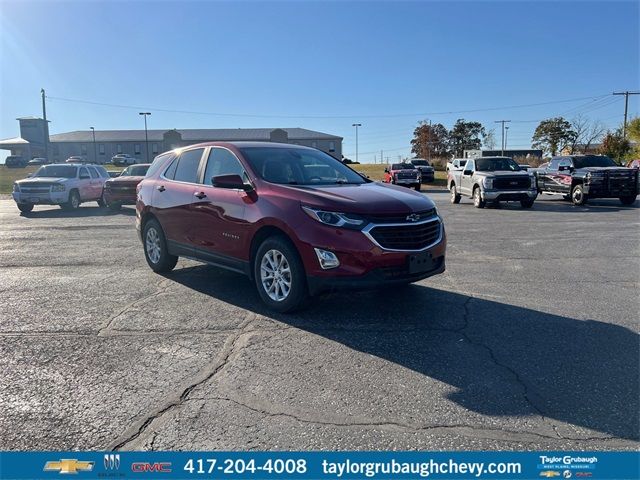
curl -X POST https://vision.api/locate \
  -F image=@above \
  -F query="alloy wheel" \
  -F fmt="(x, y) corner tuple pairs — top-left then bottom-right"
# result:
(145, 227), (162, 264)
(260, 249), (292, 302)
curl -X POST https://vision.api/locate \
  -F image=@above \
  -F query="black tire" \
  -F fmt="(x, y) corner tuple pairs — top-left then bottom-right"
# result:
(450, 184), (461, 204)
(254, 236), (308, 313)
(97, 191), (106, 208)
(473, 187), (485, 208)
(143, 218), (178, 273)
(414, 183), (421, 192)
(562, 194), (571, 201)
(571, 184), (587, 206)
(520, 198), (535, 208)
(63, 190), (81, 210)
(108, 202), (122, 211)
(620, 195), (637, 206)
(17, 203), (33, 213)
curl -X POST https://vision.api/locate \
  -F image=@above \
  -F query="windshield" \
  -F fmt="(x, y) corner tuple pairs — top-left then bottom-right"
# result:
(476, 157), (520, 172)
(239, 147), (366, 185)
(33, 165), (77, 178)
(411, 160), (429, 166)
(121, 165), (150, 176)
(573, 156), (617, 168)
(391, 163), (415, 170)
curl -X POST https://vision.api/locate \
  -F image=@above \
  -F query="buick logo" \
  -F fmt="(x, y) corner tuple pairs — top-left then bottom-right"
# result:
(406, 214), (420, 222)
(104, 454), (120, 470)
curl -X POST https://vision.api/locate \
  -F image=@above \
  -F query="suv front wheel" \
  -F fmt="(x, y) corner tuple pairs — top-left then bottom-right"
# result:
(143, 219), (178, 273)
(254, 236), (308, 313)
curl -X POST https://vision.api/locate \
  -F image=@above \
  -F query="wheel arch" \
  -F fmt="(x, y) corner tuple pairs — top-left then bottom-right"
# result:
(249, 225), (299, 280)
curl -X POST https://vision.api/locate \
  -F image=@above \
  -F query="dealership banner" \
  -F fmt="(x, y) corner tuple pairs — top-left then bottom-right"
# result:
(0, 452), (638, 480)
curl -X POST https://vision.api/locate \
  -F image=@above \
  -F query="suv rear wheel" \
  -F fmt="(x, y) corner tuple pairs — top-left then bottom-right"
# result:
(620, 195), (637, 206)
(254, 236), (308, 313)
(17, 203), (34, 213)
(143, 219), (178, 273)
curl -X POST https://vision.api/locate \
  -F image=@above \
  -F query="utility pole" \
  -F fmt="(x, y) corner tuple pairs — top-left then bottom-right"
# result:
(90, 127), (97, 164)
(41, 89), (49, 161)
(381, 150), (383, 165)
(352, 123), (361, 163)
(613, 91), (640, 138)
(139, 112), (151, 162)
(427, 120), (432, 161)
(495, 120), (511, 156)
(505, 126), (509, 151)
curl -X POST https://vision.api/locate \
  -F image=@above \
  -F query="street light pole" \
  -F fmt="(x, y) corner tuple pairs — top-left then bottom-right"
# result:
(139, 112), (151, 162)
(352, 123), (362, 163)
(90, 127), (97, 164)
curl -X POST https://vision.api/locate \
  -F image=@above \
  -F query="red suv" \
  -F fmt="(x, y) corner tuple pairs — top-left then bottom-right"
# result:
(136, 142), (446, 312)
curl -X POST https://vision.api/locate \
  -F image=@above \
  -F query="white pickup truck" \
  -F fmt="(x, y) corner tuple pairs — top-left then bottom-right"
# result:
(12, 163), (110, 213)
(447, 156), (537, 208)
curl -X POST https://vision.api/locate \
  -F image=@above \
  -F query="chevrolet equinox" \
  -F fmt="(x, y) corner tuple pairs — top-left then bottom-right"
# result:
(136, 142), (446, 312)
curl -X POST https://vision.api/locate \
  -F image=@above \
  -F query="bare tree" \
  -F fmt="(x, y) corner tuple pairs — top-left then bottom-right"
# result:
(483, 129), (497, 150)
(569, 115), (607, 154)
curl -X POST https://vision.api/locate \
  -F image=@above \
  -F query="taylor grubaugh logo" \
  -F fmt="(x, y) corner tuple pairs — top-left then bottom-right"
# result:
(43, 459), (95, 474)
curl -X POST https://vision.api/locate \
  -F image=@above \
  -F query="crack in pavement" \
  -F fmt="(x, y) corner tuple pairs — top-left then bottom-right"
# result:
(107, 314), (258, 451)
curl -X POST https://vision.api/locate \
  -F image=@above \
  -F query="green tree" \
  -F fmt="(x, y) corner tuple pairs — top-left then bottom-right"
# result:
(410, 121), (450, 159)
(532, 117), (577, 156)
(599, 130), (631, 162)
(626, 117), (640, 142)
(448, 119), (486, 157)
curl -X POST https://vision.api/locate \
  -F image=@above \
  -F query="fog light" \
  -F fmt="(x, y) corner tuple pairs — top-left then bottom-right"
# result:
(314, 248), (340, 270)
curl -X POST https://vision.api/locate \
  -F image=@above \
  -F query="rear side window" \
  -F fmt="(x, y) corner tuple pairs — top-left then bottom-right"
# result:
(147, 153), (173, 178)
(97, 167), (109, 178)
(79, 167), (90, 179)
(88, 167), (99, 178)
(172, 148), (204, 183)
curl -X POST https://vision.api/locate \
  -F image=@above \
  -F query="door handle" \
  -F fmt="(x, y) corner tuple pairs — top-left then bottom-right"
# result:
(157, 185), (166, 192)
(194, 192), (207, 199)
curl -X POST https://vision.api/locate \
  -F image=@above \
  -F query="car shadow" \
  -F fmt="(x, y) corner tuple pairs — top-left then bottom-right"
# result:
(451, 197), (638, 212)
(19, 205), (136, 218)
(165, 265), (639, 441)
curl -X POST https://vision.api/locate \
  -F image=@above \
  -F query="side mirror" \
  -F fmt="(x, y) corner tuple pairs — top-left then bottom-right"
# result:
(212, 174), (253, 191)
(384, 168), (389, 173)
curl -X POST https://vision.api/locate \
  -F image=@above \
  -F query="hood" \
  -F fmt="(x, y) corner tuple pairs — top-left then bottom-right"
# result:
(475, 170), (531, 177)
(17, 177), (69, 184)
(271, 182), (435, 215)
(107, 176), (145, 184)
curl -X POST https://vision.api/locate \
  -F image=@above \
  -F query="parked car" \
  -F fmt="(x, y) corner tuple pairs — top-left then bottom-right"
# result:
(5, 155), (27, 168)
(108, 170), (121, 178)
(446, 158), (467, 172)
(136, 142), (446, 312)
(12, 163), (110, 213)
(27, 157), (49, 166)
(410, 158), (435, 183)
(447, 156), (537, 208)
(534, 155), (638, 206)
(382, 162), (422, 190)
(103, 163), (150, 210)
(65, 155), (86, 164)
(112, 154), (136, 166)
(626, 159), (640, 169)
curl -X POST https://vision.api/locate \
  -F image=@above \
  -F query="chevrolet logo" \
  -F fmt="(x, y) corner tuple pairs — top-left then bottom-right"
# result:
(540, 471), (560, 478)
(44, 459), (95, 474)
(406, 213), (421, 222)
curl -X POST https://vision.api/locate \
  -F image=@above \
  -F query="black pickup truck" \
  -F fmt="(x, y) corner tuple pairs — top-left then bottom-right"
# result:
(534, 155), (639, 206)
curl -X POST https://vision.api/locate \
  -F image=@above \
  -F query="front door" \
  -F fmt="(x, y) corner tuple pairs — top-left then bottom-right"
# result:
(459, 160), (475, 196)
(190, 147), (253, 270)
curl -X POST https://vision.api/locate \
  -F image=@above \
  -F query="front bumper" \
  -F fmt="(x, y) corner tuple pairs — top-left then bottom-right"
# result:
(419, 170), (435, 183)
(104, 190), (137, 205)
(12, 191), (68, 205)
(395, 178), (420, 185)
(482, 189), (537, 201)
(583, 183), (638, 198)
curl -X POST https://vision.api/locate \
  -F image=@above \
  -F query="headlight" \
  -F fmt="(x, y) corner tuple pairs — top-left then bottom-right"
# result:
(483, 177), (494, 189)
(302, 206), (366, 229)
(51, 183), (66, 192)
(13, 183), (20, 193)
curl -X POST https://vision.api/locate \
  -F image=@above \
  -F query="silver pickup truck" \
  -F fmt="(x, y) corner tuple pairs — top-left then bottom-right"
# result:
(447, 156), (537, 208)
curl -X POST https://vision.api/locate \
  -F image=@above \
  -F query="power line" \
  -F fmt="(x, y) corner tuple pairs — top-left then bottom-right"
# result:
(613, 91), (640, 137)
(45, 93), (612, 120)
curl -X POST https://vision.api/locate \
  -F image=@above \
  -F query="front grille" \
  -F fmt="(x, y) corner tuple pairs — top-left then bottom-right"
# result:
(493, 177), (530, 189)
(368, 218), (441, 250)
(19, 183), (54, 194)
(108, 185), (135, 193)
(397, 172), (418, 179)
(365, 209), (436, 224)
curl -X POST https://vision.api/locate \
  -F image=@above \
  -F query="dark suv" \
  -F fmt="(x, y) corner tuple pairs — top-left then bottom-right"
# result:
(136, 142), (446, 312)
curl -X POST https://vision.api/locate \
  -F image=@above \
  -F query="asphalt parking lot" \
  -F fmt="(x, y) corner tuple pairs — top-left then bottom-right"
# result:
(0, 191), (638, 451)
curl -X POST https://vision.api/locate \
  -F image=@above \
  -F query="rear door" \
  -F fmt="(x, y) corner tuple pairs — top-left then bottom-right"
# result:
(87, 166), (102, 199)
(152, 147), (206, 256)
(189, 147), (253, 269)
(78, 167), (93, 200)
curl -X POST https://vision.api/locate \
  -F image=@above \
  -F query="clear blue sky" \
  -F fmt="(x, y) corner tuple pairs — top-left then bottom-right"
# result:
(1, 1), (638, 163)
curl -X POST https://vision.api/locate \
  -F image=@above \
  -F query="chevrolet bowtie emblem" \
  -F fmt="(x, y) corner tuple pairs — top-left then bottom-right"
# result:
(44, 459), (95, 474)
(540, 471), (560, 478)
(406, 213), (420, 222)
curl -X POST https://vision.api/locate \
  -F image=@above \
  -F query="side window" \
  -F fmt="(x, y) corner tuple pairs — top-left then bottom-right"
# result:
(173, 148), (204, 183)
(88, 167), (99, 178)
(98, 167), (109, 178)
(148, 153), (173, 178)
(79, 167), (90, 179)
(163, 157), (179, 179)
(203, 148), (245, 185)
(464, 160), (474, 172)
(548, 159), (560, 170)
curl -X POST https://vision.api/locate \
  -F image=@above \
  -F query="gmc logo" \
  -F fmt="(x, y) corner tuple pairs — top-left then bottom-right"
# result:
(131, 462), (172, 473)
